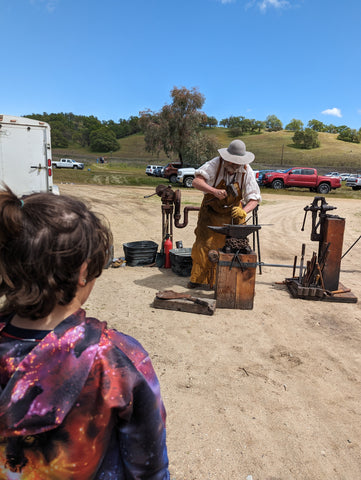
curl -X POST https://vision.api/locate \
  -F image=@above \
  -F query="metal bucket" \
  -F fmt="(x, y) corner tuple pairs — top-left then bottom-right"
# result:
(123, 241), (158, 266)
(169, 248), (192, 277)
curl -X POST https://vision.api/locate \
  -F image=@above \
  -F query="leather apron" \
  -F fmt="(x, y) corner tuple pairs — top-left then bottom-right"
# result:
(190, 176), (244, 287)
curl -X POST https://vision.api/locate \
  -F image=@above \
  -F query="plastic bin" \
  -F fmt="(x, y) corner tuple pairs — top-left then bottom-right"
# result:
(169, 248), (192, 276)
(123, 241), (158, 266)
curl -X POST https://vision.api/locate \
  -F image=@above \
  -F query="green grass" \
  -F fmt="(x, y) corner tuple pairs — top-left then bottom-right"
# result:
(53, 163), (361, 201)
(53, 163), (163, 187)
(53, 128), (361, 174)
(243, 130), (361, 171)
(52, 128), (361, 195)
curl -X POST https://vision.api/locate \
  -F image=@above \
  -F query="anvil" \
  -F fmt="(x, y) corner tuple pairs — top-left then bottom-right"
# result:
(208, 224), (261, 239)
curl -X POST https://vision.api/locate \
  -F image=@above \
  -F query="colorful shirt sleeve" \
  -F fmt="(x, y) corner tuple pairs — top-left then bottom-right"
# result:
(100, 329), (170, 480)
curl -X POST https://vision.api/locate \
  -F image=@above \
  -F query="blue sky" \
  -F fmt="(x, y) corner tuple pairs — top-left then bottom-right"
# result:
(1, 0), (361, 129)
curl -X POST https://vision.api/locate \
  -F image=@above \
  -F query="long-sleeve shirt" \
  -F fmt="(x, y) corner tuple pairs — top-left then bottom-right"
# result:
(195, 156), (261, 204)
(0, 308), (169, 480)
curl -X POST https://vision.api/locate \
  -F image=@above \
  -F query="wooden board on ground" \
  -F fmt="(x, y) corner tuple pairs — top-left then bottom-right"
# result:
(153, 296), (216, 315)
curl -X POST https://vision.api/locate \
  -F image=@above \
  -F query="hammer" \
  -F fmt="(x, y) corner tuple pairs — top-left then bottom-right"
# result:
(226, 183), (238, 198)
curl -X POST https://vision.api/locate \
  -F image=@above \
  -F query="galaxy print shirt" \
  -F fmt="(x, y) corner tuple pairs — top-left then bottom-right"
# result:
(0, 309), (169, 479)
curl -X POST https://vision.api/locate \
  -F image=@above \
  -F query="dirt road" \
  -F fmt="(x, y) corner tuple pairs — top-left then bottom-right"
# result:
(60, 184), (361, 480)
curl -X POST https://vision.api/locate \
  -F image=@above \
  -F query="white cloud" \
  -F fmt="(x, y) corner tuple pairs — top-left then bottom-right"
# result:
(321, 108), (342, 118)
(258, 0), (290, 11)
(245, 0), (291, 12)
(30, 0), (58, 13)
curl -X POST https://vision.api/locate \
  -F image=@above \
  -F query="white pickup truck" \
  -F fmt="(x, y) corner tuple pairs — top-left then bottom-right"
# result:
(176, 167), (196, 188)
(52, 158), (84, 169)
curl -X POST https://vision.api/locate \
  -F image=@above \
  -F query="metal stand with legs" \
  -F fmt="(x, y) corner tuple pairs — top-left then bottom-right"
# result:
(252, 206), (262, 274)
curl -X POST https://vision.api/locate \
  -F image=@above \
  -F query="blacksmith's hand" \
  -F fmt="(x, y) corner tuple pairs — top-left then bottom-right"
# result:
(214, 189), (227, 200)
(231, 206), (247, 224)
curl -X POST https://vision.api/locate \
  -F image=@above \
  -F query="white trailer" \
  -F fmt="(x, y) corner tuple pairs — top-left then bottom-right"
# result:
(0, 114), (58, 196)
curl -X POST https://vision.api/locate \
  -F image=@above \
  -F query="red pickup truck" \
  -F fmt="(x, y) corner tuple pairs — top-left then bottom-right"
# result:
(261, 167), (341, 194)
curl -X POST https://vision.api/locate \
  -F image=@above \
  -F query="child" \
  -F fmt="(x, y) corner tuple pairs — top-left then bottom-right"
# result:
(0, 186), (170, 479)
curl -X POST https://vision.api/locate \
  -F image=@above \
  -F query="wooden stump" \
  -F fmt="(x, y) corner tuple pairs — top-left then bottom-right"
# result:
(215, 252), (257, 309)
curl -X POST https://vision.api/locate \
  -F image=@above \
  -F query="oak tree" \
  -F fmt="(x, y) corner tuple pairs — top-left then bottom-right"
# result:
(140, 86), (211, 164)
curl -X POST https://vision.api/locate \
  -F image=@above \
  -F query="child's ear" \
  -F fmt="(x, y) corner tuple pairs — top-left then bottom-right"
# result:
(78, 262), (88, 287)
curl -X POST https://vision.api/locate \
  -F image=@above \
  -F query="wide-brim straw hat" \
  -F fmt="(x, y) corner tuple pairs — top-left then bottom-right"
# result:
(218, 139), (255, 165)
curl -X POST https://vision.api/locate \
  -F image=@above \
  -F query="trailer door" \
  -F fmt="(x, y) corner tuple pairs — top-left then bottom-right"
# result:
(0, 121), (52, 196)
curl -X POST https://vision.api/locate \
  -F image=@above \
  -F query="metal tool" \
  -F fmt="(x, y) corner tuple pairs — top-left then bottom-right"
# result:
(301, 196), (337, 242)
(145, 184), (200, 266)
(341, 234), (361, 259)
(285, 195), (357, 303)
(226, 183), (238, 198)
(207, 224), (261, 239)
(299, 243), (306, 282)
(301, 196), (345, 291)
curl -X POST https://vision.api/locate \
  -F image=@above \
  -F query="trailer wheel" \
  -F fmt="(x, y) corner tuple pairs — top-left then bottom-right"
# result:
(317, 183), (330, 194)
(271, 179), (284, 189)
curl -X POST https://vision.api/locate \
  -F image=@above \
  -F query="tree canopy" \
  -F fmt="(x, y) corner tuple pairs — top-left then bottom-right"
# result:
(285, 119), (304, 131)
(139, 86), (218, 166)
(89, 127), (119, 152)
(307, 119), (326, 132)
(337, 127), (360, 144)
(292, 128), (320, 149)
(25, 103), (361, 156)
(25, 112), (140, 150)
(265, 115), (283, 131)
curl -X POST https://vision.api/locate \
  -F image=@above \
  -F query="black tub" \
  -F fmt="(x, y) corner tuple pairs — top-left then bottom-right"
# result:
(123, 241), (158, 266)
(169, 248), (192, 277)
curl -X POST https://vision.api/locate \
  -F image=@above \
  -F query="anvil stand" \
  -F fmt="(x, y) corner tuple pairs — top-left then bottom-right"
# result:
(208, 224), (261, 310)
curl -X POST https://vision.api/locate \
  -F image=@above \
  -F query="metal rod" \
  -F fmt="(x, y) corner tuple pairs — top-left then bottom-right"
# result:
(299, 243), (306, 282)
(292, 256), (297, 277)
(341, 235), (361, 259)
(218, 261), (305, 269)
(261, 262), (306, 269)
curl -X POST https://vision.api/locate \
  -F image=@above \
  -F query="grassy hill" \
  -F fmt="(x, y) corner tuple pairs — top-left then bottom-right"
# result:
(53, 128), (361, 174)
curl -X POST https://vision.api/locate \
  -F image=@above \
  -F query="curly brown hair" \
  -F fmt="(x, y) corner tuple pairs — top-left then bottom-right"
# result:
(0, 186), (113, 320)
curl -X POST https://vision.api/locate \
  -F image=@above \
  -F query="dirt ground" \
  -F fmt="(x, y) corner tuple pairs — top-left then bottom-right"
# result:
(60, 184), (361, 480)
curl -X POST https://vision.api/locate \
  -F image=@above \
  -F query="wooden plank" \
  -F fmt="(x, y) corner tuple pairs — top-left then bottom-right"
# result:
(153, 296), (216, 315)
(322, 282), (358, 303)
(320, 217), (345, 291)
(215, 252), (257, 309)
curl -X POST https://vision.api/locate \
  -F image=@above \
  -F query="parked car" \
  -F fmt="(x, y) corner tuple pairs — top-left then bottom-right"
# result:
(261, 167), (341, 193)
(176, 167), (196, 187)
(325, 171), (340, 177)
(345, 174), (361, 190)
(340, 173), (351, 181)
(256, 169), (284, 185)
(153, 166), (164, 177)
(145, 165), (162, 176)
(52, 158), (84, 169)
(163, 162), (183, 183)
